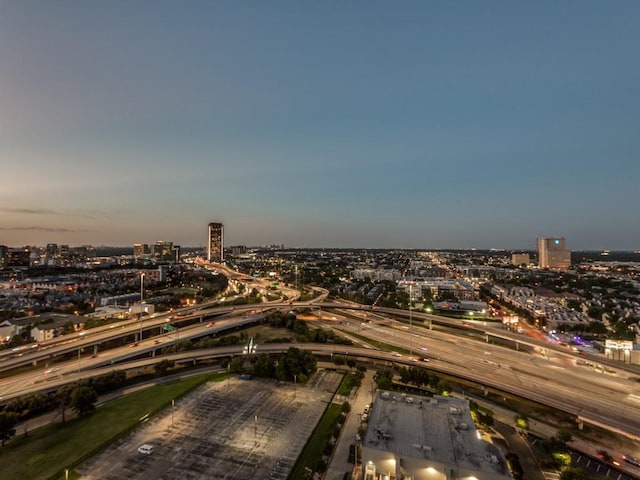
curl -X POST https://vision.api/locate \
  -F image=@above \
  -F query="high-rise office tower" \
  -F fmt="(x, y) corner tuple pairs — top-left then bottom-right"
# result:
(133, 243), (150, 257)
(207, 223), (224, 263)
(0, 245), (7, 268)
(537, 237), (571, 269)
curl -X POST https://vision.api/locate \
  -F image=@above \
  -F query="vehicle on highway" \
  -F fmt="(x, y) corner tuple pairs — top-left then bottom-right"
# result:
(137, 444), (154, 455)
(623, 454), (640, 467)
(129, 343), (138, 348)
(206, 321), (215, 327)
(391, 351), (402, 357)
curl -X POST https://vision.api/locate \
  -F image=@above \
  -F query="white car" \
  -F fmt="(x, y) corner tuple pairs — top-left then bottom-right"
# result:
(137, 444), (154, 455)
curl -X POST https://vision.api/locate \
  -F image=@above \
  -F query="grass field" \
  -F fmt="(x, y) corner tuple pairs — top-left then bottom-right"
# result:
(337, 372), (358, 396)
(288, 403), (343, 480)
(0, 372), (221, 480)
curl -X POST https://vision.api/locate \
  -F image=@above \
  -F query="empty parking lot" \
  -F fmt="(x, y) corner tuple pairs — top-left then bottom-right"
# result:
(78, 370), (342, 480)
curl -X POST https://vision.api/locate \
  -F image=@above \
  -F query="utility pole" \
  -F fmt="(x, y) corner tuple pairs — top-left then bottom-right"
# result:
(409, 282), (413, 356)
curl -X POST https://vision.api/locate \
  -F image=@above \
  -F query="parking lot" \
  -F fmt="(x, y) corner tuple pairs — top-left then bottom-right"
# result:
(77, 370), (342, 480)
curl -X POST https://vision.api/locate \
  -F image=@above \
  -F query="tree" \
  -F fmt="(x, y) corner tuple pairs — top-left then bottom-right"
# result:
(71, 386), (97, 416)
(229, 357), (245, 373)
(436, 380), (452, 395)
(0, 411), (19, 446)
(375, 369), (394, 390)
(556, 428), (573, 443)
(62, 321), (75, 334)
(252, 354), (276, 378)
(57, 386), (72, 423)
(275, 347), (317, 381)
(154, 359), (175, 375)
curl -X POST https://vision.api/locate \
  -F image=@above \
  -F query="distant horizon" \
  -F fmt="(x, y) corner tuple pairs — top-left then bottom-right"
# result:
(3, 242), (639, 254)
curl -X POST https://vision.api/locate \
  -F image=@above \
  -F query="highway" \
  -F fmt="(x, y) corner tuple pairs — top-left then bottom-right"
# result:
(312, 310), (640, 440)
(2, 289), (640, 441)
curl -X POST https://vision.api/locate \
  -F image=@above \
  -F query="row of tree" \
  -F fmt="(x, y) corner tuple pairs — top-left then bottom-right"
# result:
(266, 312), (353, 345)
(0, 384), (98, 446)
(231, 347), (318, 383)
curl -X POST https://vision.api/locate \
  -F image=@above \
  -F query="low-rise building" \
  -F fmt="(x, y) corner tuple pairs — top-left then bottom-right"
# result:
(361, 391), (510, 480)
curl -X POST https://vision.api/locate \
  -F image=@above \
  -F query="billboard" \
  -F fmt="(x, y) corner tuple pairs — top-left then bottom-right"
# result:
(605, 339), (633, 351)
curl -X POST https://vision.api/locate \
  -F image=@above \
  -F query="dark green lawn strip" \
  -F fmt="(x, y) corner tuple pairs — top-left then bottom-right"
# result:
(337, 372), (357, 396)
(0, 372), (220, 480)
(288, 403), (342, 479)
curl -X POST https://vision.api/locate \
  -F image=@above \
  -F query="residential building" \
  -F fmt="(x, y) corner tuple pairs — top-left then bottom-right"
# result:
(511, 253), (530, 266)
(207, 222), (224, 263)
(6, 248), (30, 267)
(537, 237), (571, 269)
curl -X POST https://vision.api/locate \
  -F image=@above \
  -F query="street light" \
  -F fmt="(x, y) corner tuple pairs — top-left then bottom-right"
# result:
(409, 283), (413, 356)
(77, 331), (85, 374)
(139, 273), (145, 344)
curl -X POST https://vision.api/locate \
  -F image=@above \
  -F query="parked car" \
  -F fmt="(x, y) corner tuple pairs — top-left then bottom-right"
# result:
(137, 444), (154, 455)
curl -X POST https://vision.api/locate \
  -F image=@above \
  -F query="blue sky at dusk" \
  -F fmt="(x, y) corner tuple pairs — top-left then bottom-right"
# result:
(1, 1), (639, 250)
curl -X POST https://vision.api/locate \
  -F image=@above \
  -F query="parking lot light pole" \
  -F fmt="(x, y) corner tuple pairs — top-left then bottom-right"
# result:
(254, 415), (258, 445)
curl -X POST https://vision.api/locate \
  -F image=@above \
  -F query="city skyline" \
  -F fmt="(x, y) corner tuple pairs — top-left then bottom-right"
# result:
(1, 2), (639, 250)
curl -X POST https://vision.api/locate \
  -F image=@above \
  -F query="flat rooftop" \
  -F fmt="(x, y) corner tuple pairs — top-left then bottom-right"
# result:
(364, 391), (509, 477)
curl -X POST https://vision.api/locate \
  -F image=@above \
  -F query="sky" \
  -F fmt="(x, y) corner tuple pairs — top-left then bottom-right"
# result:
(1, 1), (639, 251)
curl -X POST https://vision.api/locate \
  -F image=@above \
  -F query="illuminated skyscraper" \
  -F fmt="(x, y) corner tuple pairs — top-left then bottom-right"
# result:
(537, 237), (571, 269)
(207, 223), (224, 263)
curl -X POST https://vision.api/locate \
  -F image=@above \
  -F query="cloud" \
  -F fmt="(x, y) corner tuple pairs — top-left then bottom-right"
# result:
(0, 207), (59, 215)
(0, 207), (124, 220)
(0, 226), (90, 233)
